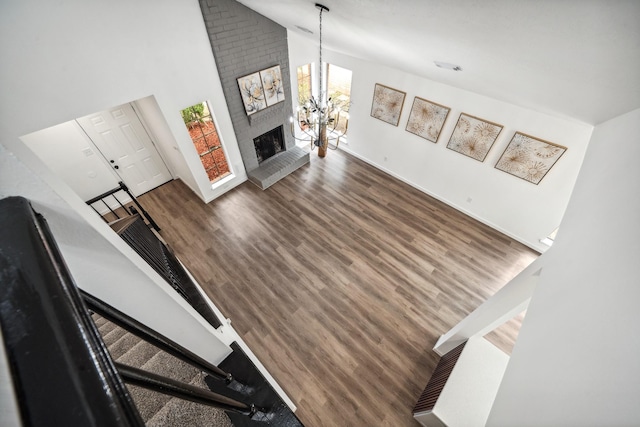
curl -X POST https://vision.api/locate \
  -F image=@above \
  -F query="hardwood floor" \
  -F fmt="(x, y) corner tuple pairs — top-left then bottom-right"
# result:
(138, 149), (538, 426)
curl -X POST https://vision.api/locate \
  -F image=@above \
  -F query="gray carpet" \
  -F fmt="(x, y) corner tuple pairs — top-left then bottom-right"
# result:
(93, 314), (233, 426)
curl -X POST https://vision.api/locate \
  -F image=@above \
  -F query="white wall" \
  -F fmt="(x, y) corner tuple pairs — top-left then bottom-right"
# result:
(0, 0), (245, 366)
(488, 108), (640, 426)
(288, 32), (593, 251)
(0, 143), (232, 365)
(20, 120), (121, 201)
(0, 0), (247, 204)
(19, 97), (198, 213)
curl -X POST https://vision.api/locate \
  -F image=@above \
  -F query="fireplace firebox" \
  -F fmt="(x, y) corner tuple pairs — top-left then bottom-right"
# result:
(254, 126), (285, 164)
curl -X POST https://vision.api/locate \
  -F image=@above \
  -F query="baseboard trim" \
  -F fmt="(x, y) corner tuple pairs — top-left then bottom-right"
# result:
(338, 146), (543, 254)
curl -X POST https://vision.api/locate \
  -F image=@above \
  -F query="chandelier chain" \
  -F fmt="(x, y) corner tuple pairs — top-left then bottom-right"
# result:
(319, 6), (323, 106)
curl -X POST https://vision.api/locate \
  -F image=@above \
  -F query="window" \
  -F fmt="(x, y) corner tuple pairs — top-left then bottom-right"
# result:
(296, 63), (312, 104)
(295, 63), (352, 135)
(327, 63), (352, 111)
(327, 64), (352, 134)
(180, 102), (230, 183)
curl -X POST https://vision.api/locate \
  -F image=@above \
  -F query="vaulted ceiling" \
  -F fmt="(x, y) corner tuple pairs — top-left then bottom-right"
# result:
(237, 0), (640, 125)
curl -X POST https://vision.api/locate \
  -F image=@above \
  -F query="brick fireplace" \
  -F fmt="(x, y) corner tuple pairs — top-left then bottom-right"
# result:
(198, 0), (309, 189)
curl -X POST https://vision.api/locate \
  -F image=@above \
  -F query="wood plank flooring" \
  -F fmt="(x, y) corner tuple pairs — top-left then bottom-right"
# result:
(138, 149), (538, 426)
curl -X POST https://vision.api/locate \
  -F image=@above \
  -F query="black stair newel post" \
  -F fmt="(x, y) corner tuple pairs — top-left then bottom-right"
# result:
(118, 181), (161, 232)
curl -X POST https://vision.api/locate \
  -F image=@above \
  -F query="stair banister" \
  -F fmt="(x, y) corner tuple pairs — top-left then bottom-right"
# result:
(1, 196), (268, 425)
(0, 196), (144, 427)
(115, 364), (260, 416)
(81, 290), (237, 385)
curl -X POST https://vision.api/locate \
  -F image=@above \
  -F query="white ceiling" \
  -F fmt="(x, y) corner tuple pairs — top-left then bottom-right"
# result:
(236, 0), (640, 125)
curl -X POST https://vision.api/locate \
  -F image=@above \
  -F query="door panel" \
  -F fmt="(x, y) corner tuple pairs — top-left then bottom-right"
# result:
(77, 103), (172, 196)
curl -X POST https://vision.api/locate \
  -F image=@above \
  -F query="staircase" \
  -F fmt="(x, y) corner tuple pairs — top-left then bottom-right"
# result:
(1, 196), (305, 427)
(93, 314), (233, 426)
(92, 313), (304, 427)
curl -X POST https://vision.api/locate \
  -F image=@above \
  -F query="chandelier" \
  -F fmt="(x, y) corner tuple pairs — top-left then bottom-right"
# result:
(289, 3), (349, 158)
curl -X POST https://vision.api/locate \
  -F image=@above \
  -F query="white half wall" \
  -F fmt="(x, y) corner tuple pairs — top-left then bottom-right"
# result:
(0, 142), (232, 365)
(0, 0), (246, 204)
(433, 258), (542, 356)
(488, 108), (640, 426)
(288, 32), (593, 251)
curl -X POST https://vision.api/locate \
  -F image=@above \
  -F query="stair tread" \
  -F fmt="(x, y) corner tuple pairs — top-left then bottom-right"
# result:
(147, 372), (232, 427)
(119, 340), (202, 422)
(91, 313), (234, 426)
(91, 313), (108, 328)
(141, 349), (201, 383)
(98, 318), (118, 335)
(101, 324), (128, 347)
(126, 383), (174, 422)
(108, 332), (144, 361)
(117, 339), (162, 367)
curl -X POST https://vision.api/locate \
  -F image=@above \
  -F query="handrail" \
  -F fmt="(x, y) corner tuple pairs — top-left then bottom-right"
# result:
(115, 363), (256, 416)
(81, 290), (234, 384)
(86, 181), (161, 231)
(0, 196), (144, 426)
(85, 182), (130, 205)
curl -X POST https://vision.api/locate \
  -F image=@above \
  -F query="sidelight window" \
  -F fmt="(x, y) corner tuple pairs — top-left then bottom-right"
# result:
(296, 63), (313, 104)
(180, 102), (230, 183)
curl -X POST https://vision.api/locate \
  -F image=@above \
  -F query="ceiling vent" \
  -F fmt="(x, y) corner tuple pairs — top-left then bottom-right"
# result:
(434, 61), (462, 71)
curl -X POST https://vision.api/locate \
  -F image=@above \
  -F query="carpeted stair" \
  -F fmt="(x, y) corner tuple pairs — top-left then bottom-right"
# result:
(92, 314), (233, 426)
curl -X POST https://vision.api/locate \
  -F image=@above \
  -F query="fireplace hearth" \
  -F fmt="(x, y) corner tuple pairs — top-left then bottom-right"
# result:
(254, 126), (285, 164)
(245, 124), (309, 190)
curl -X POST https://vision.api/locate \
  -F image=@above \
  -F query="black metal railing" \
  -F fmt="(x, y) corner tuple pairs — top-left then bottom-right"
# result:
(83, 291), (260, 417)
(0, 196), (144, 427)
(0, 196), (267, 424)
(86, 181), (222, 329)
(81, 290), (234, 386)
(86, 181), (161, 231)
(116, 214), (223, 329)
(116, 364), (258, 416)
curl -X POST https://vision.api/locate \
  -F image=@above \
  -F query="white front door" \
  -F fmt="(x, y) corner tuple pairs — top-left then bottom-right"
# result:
(76, 103), (172, 196)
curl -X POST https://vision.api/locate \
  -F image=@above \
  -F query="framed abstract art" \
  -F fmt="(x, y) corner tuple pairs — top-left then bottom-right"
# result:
(370, 83), (406, 126)
(260, 65), (285, 107)
(495, 132), (567, 184)
(237, 71), (266, 115)
(405, 97), (451, 143)
(446, 113), (503, 162)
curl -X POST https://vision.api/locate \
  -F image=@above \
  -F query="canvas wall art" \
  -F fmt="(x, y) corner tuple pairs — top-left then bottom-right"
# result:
(260, 65), (284, 107)
(446, 113), (503, 162)
(237, 71), (266, 115)
(495, 132), (567, 184)
(370, 83), (406, 126)
(405, 97), (451, 143)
